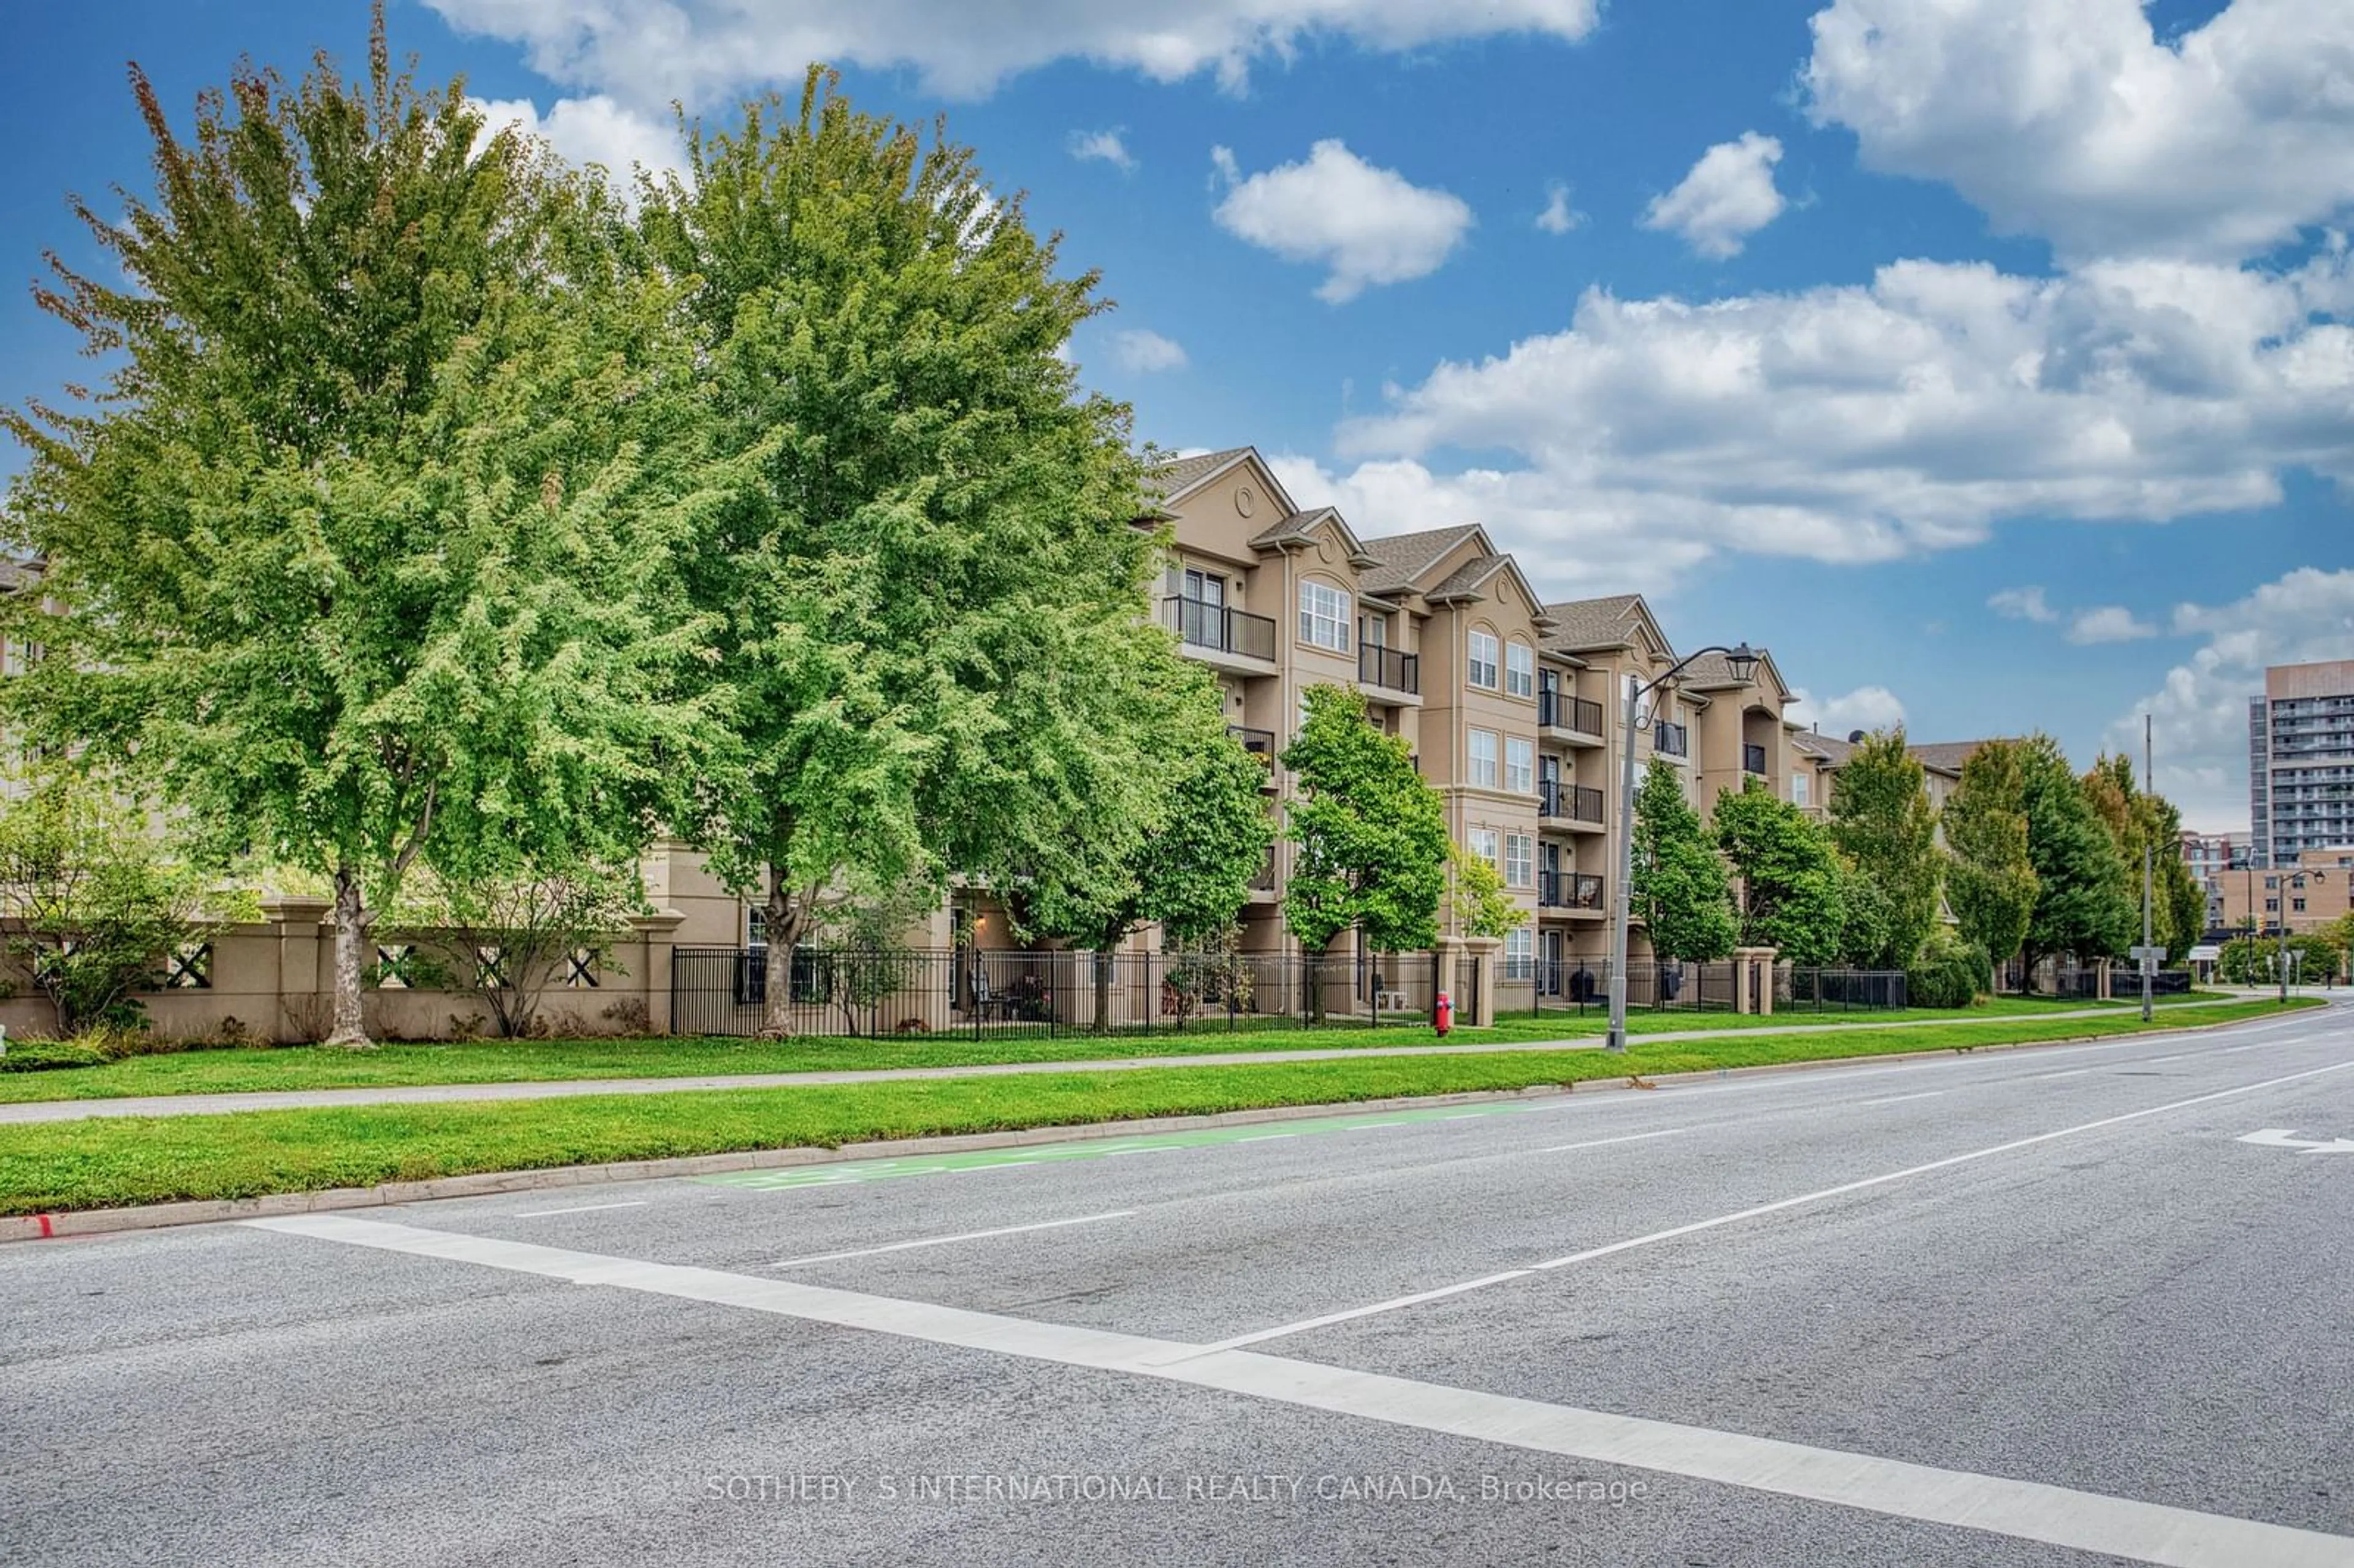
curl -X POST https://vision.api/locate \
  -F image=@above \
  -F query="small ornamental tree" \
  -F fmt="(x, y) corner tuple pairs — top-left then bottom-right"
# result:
(640, 71), (1161, 1035)
(1282, 684), (1450, 972)
(405, 856), (643, 1040)
(1943, 740), (2038, 977)
(1824, 728), (1943, 968)
(2, 17), (714, 1045)
(1629, 758), (1735, 962)
(1712, 781), (1847, 967)
(2019, 736), (2136, 980)
(1448, 847), (1526, 941)
(0, 775), (230, 1036)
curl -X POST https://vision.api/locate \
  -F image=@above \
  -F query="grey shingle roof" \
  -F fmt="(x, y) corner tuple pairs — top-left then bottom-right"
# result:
(1147, 447), (1251, 502)
(1539, 594), (1644, 651)
(1355, 525), (1484, 595)
(1250, 506), (1336, 549)
(1678, 648), (1766, 689)
(1425, 554), (1509, 601)
(1797, 731), (1857, 767)
(1906, 739), (2009, 775)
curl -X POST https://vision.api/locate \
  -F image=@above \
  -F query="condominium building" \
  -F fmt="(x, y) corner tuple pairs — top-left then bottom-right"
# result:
(2181, 830), (2253, 933)
(2214, 847), (2353, 938)
(2249, 659), (2354, 868)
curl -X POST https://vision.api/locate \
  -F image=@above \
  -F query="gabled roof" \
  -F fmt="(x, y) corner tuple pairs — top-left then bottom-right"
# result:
(1148, 446), (1254, 503)
(1249, 504), (1376, 565)
(1355, 525), (1486, 595)
(1792, 731), (1857, 768)
(1541, 594), (1650, 654)
(1907, 739), (2011, 775)
(1679, 645), (1792, 704)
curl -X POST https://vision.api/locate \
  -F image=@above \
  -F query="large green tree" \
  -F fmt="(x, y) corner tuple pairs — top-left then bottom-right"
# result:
(1825, 729), (1943, 967)
(1943, 740), (2038, 976)
(2080, 754), (2209, 963)
(1712, 782), (1846, 965)
(1281, 685), (1450, 962)
(638, 71), (1160, 1034)
(2017, 735), (2136, 980)
(1020, 661), (1274, 1028)
(1, 17), (711, 1044)
(1630, 758), (1735, 962)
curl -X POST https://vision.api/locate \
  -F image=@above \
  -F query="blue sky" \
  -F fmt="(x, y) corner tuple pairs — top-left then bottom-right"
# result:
(4, 0), (2351, 828)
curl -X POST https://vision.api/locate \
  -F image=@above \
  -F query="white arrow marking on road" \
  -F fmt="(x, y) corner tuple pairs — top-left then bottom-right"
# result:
(2238, 1128), (2354, 1154)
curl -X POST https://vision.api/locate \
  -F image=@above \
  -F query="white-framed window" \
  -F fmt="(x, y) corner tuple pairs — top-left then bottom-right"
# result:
(1468, 729), (1499, 789)
(1504, 927), (1534, 980)
(1792, 771), (1811, 807)
(1300, 580), (1352, 652)
(1469, 827), (1500, 869)
(1506, 641), (1534, 698)
(1504, 736), (1534, 794)
(1467, 630), (1499, 689)
(1504, 832), (1533, 888)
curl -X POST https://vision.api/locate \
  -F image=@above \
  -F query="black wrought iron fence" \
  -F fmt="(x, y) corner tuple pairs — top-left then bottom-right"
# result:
(670, 947), (1450, 1039)
(1525, 959), (1739, 1018)
(1778, 967), (1909, 1012)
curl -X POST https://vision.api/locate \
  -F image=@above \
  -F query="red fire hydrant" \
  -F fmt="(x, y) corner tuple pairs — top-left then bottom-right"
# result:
(1434, 990), (1453, 1037)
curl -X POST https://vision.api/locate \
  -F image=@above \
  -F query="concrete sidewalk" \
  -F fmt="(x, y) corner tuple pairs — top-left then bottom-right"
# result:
(0, 996), (2276, 1125)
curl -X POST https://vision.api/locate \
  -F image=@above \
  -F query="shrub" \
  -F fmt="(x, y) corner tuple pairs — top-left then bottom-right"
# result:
(0, 1037), (111, 1073)
(1906, 937), (1989, 1010)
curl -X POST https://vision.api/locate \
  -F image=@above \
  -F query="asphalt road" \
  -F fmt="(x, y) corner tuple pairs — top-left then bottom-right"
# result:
(4, 1001), (2352, 1566)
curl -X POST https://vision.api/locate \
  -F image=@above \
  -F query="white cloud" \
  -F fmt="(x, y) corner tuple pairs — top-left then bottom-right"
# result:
(1536, 181), (1585, 235)
(1805, 0), (2354, 263)
(1068, 127), (1137, 172)
(1641, 132), (1786, 259)
(1988, 586), (2059, 624)
(1211, 140), (1474, 303)
(427, 0), (1603, 104)
(2067, 604), (2158, 644)
(2109, 568), (2354, 829)
(1108, 329), (1189, 373)
(1323, 250), (2354, 577)
(469, 94), (683, 188)
(1787, 685), (1908, 737)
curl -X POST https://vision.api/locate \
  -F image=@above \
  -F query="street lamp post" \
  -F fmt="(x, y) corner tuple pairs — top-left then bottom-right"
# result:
(1607, 641), (1759, 1052)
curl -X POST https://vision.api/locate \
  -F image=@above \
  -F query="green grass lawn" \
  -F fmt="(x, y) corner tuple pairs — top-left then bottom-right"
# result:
(0, 991), (2238, 1103)
(0, 997), (2313, 1216)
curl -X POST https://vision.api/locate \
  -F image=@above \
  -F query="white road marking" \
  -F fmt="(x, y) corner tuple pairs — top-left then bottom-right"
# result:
(511, 1201), (650, 1219)
(1849, 1091), (1946, 1108)
(2030, 1067), (2099, 1079)
(1236, 1133), (1297, 1143)
(1532, 1127), (1692, 1155)
(245, 1214), (2354, 1568)
(1203, 1057), (2354, 1350)
(769, 1211), (1135, 1268)
(1339, 1121), (1404, 1132)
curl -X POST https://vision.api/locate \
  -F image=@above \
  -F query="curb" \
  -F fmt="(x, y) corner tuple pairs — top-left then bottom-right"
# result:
(0, 1003), (2314, 1244)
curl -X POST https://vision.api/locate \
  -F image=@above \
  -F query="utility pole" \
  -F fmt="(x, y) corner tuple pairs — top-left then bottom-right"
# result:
(2140, 714), (2154, 1024)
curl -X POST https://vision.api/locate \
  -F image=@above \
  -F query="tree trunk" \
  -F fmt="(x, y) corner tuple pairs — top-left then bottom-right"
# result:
(1093, 948), (1114, 1034)
(328, 865), (374, 1048)
(760, 868), (807, 1038)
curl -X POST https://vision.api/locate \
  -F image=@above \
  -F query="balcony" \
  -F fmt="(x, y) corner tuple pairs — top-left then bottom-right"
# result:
(1161, 596), (1277, 664)
(1249, 845), (1278, 893)
(1539, 780), (1607, 826)
(1742, 742), (1768, 777)
(1227, 724), (1276, 761)
(1358, 643), (1420, 696)
(1653, 721), (1689, 759)
(1539, 690), (1607, 740)
(1539, 870), (1606, 911)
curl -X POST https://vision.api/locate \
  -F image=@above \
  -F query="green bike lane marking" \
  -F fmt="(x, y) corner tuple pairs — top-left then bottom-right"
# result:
(694, 1098), (1551, 1192)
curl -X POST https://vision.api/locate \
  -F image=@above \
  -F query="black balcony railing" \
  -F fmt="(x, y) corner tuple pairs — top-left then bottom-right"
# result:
(1358, 643), (1420, 694)
(1539, 781), (1606, 823)
(1653, 721), (1688, 758)
(1539, 870), (1606, 910)
(1742, 742), (1769, 776)
(1162, 596), (1278, 661)
(1227, 724), (1276, 761)
(1539, 691), (1606, 735)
